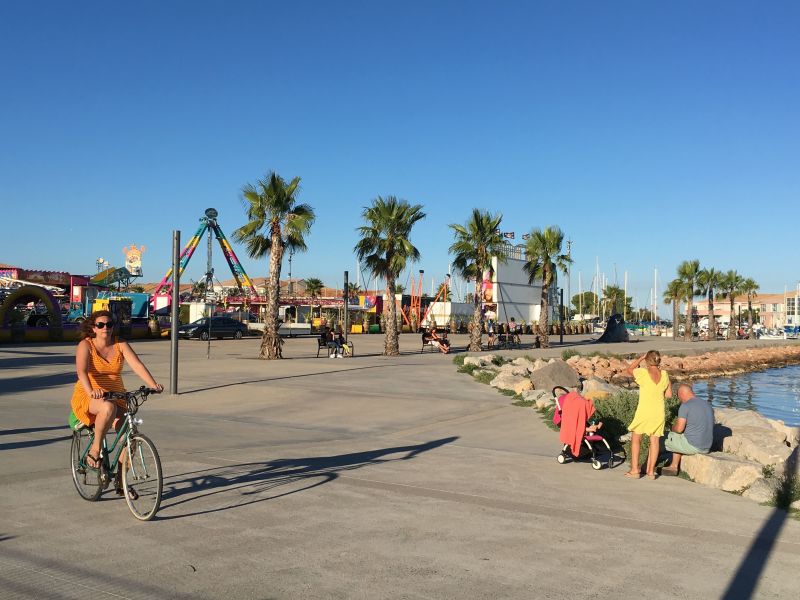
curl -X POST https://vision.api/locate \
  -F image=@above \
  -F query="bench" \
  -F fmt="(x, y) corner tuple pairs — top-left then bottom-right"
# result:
(421, 332), (449, 353)
(316, 337), (354, 357)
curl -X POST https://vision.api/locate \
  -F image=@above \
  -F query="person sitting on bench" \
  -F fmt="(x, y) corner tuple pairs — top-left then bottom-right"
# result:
(429, 328), (450, 354)
(321, 327), (342, 358)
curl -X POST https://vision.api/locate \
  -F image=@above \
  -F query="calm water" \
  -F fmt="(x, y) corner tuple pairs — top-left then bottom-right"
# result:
(692, 365), (800, 426)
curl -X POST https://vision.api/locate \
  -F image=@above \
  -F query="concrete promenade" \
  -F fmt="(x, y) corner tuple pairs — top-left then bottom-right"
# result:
(1, 333), (798, 599)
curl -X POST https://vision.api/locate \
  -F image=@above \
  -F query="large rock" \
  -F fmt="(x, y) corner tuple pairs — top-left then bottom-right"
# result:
(489, 372), (533, 395)
(681, 453), (762, 492)
(498, 363), (531, 377)
(581, 376), (623, 401)
(742, 478), (776, 503)
(511, 357), (536, 370)
(719, 426), (792, 467)
(529, 359), (580, 393)
(714, 408), (798, 447)
(520, 388), (548, 402)
(463, 357), (485, 368)
(536, 395), (555, 410)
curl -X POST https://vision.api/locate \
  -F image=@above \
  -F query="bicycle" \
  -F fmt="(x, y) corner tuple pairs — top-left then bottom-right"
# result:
(69, 387), (163, 521)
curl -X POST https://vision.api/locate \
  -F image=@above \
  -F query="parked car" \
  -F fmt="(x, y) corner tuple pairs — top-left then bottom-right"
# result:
(178, 316), (248, 340)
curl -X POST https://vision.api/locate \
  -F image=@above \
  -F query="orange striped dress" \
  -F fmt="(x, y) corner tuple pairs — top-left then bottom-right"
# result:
(70, 340), (127, 426)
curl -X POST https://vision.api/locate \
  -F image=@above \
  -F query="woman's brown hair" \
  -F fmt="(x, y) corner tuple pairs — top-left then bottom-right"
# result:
(644, 350), (661, 367)
(79, 310), (115, 340)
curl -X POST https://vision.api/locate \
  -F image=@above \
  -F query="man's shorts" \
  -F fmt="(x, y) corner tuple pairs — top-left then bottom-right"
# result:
(665, 432), (707, 455)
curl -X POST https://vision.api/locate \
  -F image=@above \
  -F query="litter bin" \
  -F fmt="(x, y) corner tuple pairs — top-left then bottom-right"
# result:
(368, 324), (381, 334)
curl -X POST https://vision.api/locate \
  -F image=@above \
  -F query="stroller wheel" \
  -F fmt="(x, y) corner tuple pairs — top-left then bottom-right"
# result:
(591, 459), (602, 470)
(557, 454), (566, 464)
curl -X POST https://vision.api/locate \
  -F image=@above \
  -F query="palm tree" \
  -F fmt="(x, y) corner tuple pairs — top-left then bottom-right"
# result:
(394, 284), (405, 294)
(233, 171), (315, 359)
(449, 209), (505, 352)
(436, 281), (453, 301)
(304, 277), (324, 299)
(303, 277), (324, 320)
(698, 267), (723, 339)
(677, 260), (701, 341)
(354, 196), (425, 356)
(717, 270), (745, 340)
(522, 226), (572, 348)
(741, 277), (759, 339)
(663, 279), (685, 341)
(346, 282), (362, 301)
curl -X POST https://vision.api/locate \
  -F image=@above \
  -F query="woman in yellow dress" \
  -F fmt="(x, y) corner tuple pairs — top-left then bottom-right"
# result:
(70, 311), (162, 495)
(624, 350), (672, 479)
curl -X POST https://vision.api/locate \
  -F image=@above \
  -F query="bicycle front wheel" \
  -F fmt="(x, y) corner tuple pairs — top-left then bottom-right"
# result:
(70, 430), (101, 501)
(122, 434), (163, 521)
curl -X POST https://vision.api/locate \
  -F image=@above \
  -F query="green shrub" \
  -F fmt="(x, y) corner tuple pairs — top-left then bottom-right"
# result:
(561, 349), (580, 361)
(772, 474), (800, 510)
(452, 355), (466, 366)
(513, 397), (535, 407)
(491, 355), (506, 367)
(592, 391), (680, 465)
(458, 363), (478, 375)
(474, 370), (496, 384)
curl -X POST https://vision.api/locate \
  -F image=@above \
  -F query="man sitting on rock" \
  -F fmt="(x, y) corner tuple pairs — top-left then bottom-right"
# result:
(661, 384), (714, 476)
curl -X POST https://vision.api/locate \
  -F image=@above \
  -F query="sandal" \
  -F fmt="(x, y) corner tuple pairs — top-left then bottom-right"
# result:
(115, 485), (139, 501)
(85, 452), (101, 471)
(623, 470), (642, 479)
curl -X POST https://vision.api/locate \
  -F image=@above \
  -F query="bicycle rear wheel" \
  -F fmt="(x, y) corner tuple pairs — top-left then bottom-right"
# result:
(70, 430), (101, 501)
(122, 434), (162, 521)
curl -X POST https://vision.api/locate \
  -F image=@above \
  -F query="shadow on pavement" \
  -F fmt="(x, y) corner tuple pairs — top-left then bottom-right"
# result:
(721, 444), (798, 600)
(0, 355), (75, 370)
(0, 371), (75, 397)
(0, 425), (68, 437)
(0, 435), (72, 451)
(180, 362), (418, 395)
(158, 436), (458, 520)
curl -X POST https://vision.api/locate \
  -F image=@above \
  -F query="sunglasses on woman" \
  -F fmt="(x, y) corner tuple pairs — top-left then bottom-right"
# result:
(94, 321), (115, 329)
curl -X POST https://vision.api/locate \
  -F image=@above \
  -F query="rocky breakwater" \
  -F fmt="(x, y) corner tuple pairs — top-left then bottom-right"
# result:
(461, 354), (799, 507)
(681, 409), (799, 506)
(566, 345), (800, 385)
(462, 355), (580, 410)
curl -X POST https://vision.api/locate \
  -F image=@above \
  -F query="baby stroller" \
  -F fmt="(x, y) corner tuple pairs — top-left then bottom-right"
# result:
(552, 385), (617, 470)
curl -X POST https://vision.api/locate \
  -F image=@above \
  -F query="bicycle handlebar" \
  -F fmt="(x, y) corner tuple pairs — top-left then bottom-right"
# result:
(102, 386), (162, 411)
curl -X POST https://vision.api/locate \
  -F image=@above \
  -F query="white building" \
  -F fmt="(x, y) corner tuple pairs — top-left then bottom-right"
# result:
(425, 244), (559, 327)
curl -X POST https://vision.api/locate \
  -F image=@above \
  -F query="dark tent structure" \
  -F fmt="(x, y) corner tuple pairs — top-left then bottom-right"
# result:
(596, 313), (629, 343)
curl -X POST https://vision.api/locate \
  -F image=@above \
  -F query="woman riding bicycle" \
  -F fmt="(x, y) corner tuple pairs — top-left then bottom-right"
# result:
(70, 310), (162, 494)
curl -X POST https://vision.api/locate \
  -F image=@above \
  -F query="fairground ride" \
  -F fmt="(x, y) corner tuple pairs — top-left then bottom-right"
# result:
(153, 208), (256, 305)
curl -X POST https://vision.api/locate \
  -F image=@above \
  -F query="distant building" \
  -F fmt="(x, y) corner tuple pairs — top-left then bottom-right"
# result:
(693, 291), (800, 328)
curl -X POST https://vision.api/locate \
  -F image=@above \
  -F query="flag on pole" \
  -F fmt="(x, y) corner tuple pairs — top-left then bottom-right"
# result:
(503, 232), (515, 239)
(522, 233), (530, 240)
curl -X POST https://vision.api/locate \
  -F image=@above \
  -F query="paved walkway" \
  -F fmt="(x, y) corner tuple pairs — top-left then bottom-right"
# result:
(1, 334), (798, 599)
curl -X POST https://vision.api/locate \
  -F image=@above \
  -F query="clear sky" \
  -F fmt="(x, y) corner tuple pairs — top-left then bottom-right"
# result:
(1, 1), (798, 312)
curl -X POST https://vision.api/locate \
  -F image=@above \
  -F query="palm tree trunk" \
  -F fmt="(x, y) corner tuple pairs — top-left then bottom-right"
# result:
(384, 274), (400, 356)
(747, 296), (753, 339)
(708, 290), (715, 340)
(728, 298), (735, 340)
(540, 284), (550, 348)
(260, 239), (284, 359)
(672, 299), (679, 341)
(469, 278), (483, 352)
(684, 298), (693, 342)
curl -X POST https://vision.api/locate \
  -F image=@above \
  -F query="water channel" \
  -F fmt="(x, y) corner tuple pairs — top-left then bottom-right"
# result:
(692, 364), (800, 426)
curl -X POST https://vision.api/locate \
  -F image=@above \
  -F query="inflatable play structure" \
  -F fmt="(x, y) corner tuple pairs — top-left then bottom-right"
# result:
(595, 313), (630, 343)
(0, 285), (64, 342)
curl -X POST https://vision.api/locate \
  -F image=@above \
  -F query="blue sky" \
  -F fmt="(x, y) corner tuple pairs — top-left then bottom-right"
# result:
(1, 1), (798, 312)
